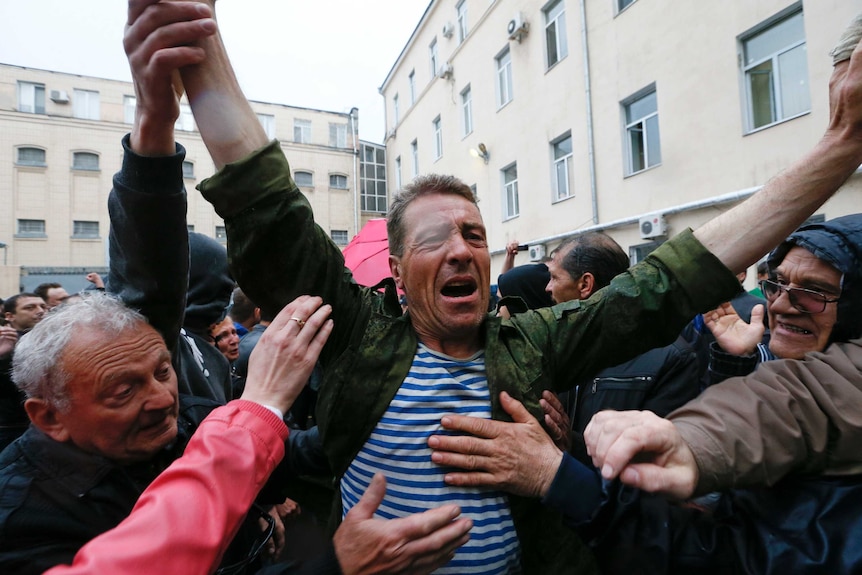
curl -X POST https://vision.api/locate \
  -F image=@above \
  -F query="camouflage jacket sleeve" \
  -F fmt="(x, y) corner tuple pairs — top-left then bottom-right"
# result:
(672, 337), (862, 494)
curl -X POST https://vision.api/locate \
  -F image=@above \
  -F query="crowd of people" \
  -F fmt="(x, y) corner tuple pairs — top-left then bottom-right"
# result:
(1, 1), (862, 573)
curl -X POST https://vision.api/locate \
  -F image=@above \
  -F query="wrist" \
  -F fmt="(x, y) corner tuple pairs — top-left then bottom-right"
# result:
(131, 115), (177, 157)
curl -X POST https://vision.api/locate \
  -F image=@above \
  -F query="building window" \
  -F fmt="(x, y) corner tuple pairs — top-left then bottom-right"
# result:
(461, 85), (473, 136)
(741, 8), (809, 132)
(411, 140), (419, 178)
(502, 164), (519, 220)
(617, 0), (637, 13)
(409, 70), (416, 105)
(361, 144), (388, 213)
(187, 224), (195, 233)
(72, 152), (99, 171)
(215, 226), (227, 242)
(629, 240), (664, 265)
(393, 94), (400, 125)
(433, 116), (443, 160)
(72, 89), (100, 120)
(331, 230), (349, 246)
(496, 48), (513, 108)
(430, 38), (439, 77)
(456, 0), (468, 43)
(545, 0), (568, 68)
(17, 219), (46, 237)
(294, 171), (314, 187)
(183, 161), (195, 179)
(72, 220), (99, 239)
(624, 88), (661, 175)
(294, 119), (311, 144)
(329, 123), (347, 148)
(16, 147), (46, 166)
(175, 103), (195, 132)
(330, 174), (348, 189)
(257, 113), (276, 139)
(395, 156), (402, 190)
(552, 134), (574, 201)
(18, 82), (45, 114)
(124, 95), (136, 124)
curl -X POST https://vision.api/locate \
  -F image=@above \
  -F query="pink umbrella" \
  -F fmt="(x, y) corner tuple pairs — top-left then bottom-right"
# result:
(342, 219), (400, 292)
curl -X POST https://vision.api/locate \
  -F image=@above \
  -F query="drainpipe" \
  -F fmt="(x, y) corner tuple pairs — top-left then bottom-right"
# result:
(349, 107), (360, 236)
(579, 0), (598, 225)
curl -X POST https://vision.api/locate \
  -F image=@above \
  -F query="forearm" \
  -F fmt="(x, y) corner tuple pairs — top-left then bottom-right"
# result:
(178, 3), (268, 169)
(45, 401), (288, 575)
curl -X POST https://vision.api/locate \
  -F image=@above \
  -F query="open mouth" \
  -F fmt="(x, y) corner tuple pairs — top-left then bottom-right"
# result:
(441, 280), (477, 298)
(779, 322), (812, 335)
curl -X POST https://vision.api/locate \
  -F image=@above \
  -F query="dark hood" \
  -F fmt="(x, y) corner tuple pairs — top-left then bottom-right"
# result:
(767, 214), (862, 343)
(184, 232), (234, 335)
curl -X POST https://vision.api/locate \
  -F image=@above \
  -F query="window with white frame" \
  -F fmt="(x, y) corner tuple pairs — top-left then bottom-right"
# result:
(17, 147), (46, 166)
(623, 88), (661, 175)
(257, 113), (276, 139)
(72, 220), (99, 238)
(552, 135), (574, 201)
(409, 70), (416, 105)
(393, 94), (400, 125)
(124, 95), (136, 124)
(73, 89), (100, 120)
(18, 82), (45, 114)
(183, 161), (195, 179)
(395, 156), (402, 190)
(294, 171), (314, 187)
(496, 48), (513, 108)
(461, 85), (473, 137)
(411, 140), (419, 178)
(361, 144), (388, 213)
(502, 164), (519, 220)
(175, 103), (195, 131)
(17, 219), (46, 237)
(329, 123), (348, 148)
(430, 38), (439, 77)
(294, 119), (311, 143)
(330, 174), (348, 189)
(456, 0), (468, 43)
(331, 230), (349, 246)
(741, 8), (809, 132)
(215, 226), (227, 242)
(433, 116), (443, 160)
(72, 152), (99, 171)
(545, 0), (568, 68)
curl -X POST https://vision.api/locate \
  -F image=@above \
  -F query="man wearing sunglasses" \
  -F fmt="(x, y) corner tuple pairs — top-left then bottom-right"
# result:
(703, 214), (860, 385)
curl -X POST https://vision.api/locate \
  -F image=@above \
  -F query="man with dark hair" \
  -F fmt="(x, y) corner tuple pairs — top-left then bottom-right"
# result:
(546, 233), (630, 303)
(231, 286), (259, 337)
(3, 293), (47, 334)
(33, 283), (69, 309)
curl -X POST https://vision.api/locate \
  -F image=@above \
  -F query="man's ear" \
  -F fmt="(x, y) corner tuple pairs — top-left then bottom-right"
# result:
(3, 312), (13, 325)
(253, 307), (261, 324)
(389, 255), (405, 290)
(577, 273), (596, 300)
(24, 398), (71, 442)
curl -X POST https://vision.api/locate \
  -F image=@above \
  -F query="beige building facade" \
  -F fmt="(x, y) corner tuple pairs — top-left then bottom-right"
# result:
(380, 0), (862, 285)
(0, 64), (363, 296)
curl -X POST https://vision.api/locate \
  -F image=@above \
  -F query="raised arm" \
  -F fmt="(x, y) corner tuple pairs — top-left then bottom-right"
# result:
(692, 34), (862, 273)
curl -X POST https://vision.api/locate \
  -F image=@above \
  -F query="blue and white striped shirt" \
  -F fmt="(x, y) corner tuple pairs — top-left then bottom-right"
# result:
(341, 344), (521, 574)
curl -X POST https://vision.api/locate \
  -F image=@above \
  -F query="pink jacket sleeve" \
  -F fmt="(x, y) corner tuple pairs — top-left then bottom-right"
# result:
(45, 400), (288, 575)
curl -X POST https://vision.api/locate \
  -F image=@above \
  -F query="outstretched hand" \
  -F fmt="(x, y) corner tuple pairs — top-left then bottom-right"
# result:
(428, 391), (563, 498)
(702, 302), (765, 356)
(242, 295), (333, 415)
(334, 474), (472, 575)
(583, 410), (699, 500)
(124, 0), (216, 155)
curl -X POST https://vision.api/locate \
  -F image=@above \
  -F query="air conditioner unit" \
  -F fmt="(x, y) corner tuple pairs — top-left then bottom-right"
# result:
(442, 22), (454, 38)
(639, 213), (668, 239)
(439, 63), (454, 80)
(528, 244), (546, 262)
(50, 90), (69, 104)
(507, 13), (529, 41)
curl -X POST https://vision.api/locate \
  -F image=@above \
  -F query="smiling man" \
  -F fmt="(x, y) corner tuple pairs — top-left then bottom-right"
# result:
(165, 0), (862, 571)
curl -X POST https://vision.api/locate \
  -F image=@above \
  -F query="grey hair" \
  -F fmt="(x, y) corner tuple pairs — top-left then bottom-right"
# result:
(12, 293), (148, 411)
(387, 174), (477, 258)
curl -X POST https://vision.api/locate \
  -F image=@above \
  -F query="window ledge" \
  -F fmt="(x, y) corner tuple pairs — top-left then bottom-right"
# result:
(15, 163), (47, 169)
(744, 110), (811, 136)
(71, 236), (101, 241)
(14, 234), (47, 240)
(552, 194), (575, 205)
(71, 167), (101, 173)
(624, 162), (662, 179)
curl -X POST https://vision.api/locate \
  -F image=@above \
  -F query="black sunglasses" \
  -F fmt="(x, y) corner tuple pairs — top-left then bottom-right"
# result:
(759, 279), (840, 314)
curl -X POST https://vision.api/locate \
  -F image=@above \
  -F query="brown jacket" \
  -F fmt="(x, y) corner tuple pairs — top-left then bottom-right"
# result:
(671, 338), (862, 494)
